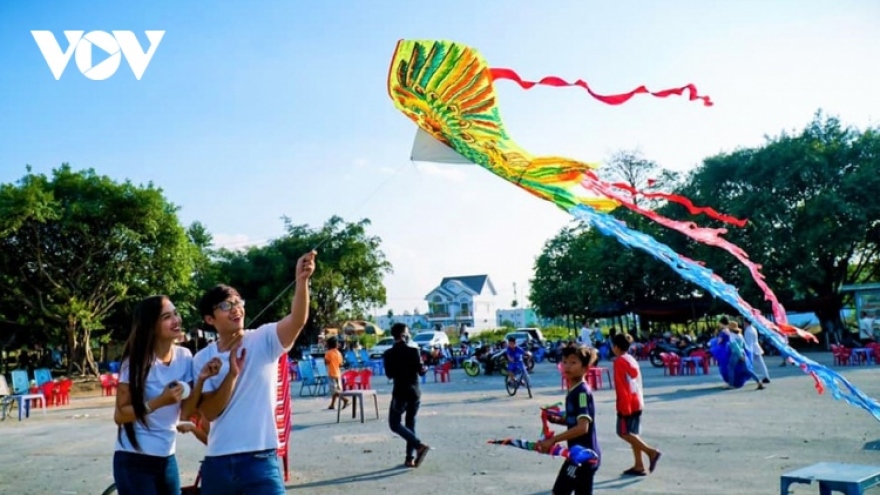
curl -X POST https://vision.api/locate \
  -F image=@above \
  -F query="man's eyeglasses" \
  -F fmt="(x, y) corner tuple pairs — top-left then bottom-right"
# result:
(214, 300), (245, 312)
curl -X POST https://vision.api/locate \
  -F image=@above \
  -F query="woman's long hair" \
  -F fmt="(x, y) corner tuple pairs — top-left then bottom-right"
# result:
(118, 295), (167, 451)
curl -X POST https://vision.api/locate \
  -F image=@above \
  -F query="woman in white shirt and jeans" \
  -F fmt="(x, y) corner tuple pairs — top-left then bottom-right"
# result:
(113, 295), (219, 495)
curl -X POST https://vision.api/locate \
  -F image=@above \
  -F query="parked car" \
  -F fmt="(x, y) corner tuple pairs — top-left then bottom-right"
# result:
(368, 337), (396, 360)
(411, 330), (450, 350)
(505, 328), (546, 347)
(368, 336), (419, 359)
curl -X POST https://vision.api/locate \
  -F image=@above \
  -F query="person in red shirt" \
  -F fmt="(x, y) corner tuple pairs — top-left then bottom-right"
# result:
(611, 333), (661, 476)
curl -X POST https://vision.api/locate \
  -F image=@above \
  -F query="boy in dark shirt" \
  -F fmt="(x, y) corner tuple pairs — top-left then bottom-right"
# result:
(383, 323), (430, 468)
(537, 346), (601, 495)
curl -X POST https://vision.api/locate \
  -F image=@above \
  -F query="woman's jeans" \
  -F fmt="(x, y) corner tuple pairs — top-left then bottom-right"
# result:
(200, 449), (285, 495)
(113, 451), (181, 495)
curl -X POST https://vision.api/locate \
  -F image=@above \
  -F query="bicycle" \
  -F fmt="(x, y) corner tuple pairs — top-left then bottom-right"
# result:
(101, 471), (201, 495)
(504, 362), (532, 398)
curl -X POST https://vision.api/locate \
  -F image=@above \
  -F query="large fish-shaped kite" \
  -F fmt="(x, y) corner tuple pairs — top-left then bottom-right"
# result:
(387, 39), (880, 420)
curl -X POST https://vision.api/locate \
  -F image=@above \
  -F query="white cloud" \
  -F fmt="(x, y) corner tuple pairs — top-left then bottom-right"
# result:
(378, 166), (397, 175)
(352, 158), (369, 168)
(414, 162), (467, 182)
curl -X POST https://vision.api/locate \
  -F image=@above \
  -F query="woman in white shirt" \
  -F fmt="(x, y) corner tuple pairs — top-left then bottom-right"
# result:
(113, 295), (219, 495)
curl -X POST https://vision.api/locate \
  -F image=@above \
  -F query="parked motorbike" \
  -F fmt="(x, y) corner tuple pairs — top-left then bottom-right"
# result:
(462, 345), (534, 376)
(649, 339), (704, 368)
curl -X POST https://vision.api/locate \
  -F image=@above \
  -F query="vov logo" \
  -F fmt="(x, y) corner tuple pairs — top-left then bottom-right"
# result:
(31, 30), (165, 80)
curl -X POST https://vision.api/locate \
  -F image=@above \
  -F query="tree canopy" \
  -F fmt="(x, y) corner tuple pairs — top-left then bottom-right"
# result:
(0, 165), (198, 374)
(529, 113), (880, 334)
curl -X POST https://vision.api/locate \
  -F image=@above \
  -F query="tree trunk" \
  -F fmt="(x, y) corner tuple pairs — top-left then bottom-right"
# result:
(816, 295), (845, 349)
(66, 320), (79, 376)
(66, 319), (100, 377)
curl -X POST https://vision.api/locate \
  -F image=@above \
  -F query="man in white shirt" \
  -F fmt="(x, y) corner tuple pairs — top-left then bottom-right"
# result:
(743, 321), (770, 384)
(193, 251), (316, 495)
(579, 321), (593, 348)
(859, 312), (875, 345)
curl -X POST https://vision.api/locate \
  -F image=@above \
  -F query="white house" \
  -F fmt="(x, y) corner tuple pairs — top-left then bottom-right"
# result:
(424, 275), (497, 332)
(376, 313), (429, 333)
(496, 307), (539, 328)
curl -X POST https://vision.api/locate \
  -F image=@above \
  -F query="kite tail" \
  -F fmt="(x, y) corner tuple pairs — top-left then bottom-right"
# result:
(580, 176), (804, 337)
(490, 68), (713, 107)
(568, 203), (880, 421)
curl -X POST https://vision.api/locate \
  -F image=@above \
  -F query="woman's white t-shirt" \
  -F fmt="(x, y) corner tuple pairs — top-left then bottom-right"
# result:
(115, 345), (194, 456)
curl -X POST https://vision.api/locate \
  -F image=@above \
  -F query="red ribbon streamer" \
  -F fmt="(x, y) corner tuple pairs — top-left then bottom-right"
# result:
(609, 181), (748, 228)
(490, 68), (713, 107)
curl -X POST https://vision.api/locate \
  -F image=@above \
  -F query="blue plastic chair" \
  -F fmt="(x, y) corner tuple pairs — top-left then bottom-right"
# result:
(344, 350), (359, 369)
(33, 368), (53, 387)
(10, 370), (29, 394)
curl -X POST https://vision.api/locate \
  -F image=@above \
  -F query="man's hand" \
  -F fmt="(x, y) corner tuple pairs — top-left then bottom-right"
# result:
(229, 343), (246, 377)
(296, 251), (316, 283)
(199, 357), (222, 382)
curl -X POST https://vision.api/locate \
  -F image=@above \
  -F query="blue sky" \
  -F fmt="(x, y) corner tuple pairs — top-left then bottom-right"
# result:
(2, 1), (879, 317)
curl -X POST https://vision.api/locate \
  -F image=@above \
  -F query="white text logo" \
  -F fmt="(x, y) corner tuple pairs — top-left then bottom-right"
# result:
(31, 30), (165, 80)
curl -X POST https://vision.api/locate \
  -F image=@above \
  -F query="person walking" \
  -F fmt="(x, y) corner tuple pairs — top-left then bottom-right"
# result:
(382, 323), (431, 468)
(743, 322), (770, 384)
(610, 333), (661, 476)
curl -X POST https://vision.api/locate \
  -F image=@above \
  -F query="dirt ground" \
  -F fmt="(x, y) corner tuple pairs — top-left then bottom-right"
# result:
(3, 353), (880, 495)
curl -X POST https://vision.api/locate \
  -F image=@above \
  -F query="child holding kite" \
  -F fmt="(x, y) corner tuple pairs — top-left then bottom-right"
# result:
(536, 346), (601, 495)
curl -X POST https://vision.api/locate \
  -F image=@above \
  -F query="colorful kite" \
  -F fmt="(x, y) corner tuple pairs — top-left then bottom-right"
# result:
(487, 438), (599, 467)
(387, 39), (880, 420)
(540, 402), (564, 440)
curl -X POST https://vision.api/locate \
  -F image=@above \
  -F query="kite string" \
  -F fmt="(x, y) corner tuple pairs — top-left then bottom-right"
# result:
(245, 161), (409, 328)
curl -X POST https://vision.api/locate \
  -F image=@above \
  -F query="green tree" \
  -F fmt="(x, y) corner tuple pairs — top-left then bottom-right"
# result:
(0, 165), (197, 375)
(210, 216), (392, 344)
(672, 112), (880, 333)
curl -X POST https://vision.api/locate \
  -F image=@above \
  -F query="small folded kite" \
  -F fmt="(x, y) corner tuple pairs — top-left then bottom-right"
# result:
(540, 402), (565, 439)
(488, 438), (599, 467)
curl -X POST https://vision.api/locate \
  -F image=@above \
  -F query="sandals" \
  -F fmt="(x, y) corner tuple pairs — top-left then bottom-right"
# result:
(622, 468), (647, 476)
(649, 451), (662, 473)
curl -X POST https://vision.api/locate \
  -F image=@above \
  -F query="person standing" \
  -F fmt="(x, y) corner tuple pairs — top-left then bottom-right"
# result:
(579, 321), (593, 348)
(536, 346), (602, 494)
(383, 323), (430, 468)
(610, 333), (661, 476)
(743, 322), (770, 384)
(192, 251), (316, 495)
(113, 295), (220, 495)
(323, 336), (350, 411)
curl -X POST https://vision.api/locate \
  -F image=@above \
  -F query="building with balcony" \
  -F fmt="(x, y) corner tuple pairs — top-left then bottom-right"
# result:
(376, 313), (429, 333)
(424, 274), (497, 332)
(496, 307), (539, 328)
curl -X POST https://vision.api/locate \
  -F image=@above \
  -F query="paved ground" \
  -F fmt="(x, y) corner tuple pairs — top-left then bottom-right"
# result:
(3, 352), (880, 495)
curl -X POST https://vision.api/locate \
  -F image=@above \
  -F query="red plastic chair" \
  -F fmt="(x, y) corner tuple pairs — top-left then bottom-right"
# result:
(341, 370), (359, 390)
(39, 381), (57, 407)
(356, 368), (373, 389)
(274, 356), (291, 482)
(689, 350), (711, 374)
(433, 362), (452, 383)
(56, 379), (73, 405)
(100, 374), (117, 396)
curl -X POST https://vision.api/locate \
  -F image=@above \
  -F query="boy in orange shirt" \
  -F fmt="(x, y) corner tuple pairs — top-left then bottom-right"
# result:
(612, 333), (660, 476)
(325, 337), (350, 410)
